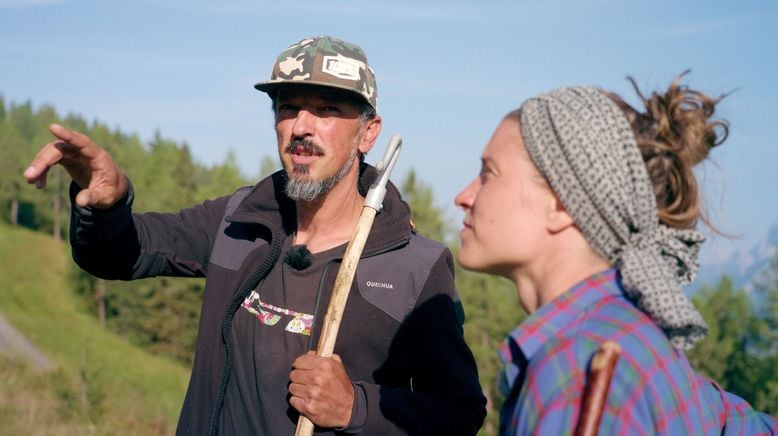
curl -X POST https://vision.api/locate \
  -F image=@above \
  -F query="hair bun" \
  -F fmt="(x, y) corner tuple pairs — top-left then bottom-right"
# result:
(609, 71), (729, 230)
(640, 70), (728, 166)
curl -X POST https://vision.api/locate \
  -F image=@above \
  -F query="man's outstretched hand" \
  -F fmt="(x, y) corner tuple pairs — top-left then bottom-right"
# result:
(24, 124), (128, 209)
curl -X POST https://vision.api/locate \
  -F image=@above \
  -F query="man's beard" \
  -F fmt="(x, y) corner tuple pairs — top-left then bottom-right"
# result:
(284, 138), (360, 202)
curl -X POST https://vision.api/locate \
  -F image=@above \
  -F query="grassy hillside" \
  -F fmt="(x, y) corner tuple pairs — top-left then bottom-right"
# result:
(0, 222), (189, 435)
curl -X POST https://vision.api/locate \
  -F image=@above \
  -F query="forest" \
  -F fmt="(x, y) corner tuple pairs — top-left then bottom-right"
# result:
(1, 96), (776, 433)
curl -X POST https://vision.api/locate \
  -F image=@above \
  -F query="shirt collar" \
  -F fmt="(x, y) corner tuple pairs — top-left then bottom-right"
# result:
(500, 268), (622, 365)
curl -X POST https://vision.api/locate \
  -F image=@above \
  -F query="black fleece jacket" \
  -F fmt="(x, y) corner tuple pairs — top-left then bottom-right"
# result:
(69, 164), (487, 435)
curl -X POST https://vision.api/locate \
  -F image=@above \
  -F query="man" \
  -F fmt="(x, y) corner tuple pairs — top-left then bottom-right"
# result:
(24, 36), (486, 435)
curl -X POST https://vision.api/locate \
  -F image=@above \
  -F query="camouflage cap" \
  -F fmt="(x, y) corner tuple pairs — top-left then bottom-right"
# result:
(254, 35), (378, 110)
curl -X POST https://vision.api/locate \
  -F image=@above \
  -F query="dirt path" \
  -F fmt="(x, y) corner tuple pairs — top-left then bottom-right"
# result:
(0, 312), (54, 371)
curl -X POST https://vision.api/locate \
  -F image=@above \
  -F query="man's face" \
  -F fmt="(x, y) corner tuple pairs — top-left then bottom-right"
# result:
(274, 86), (380, 201)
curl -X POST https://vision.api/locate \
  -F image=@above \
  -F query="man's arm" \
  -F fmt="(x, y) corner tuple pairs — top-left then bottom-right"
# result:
(69, 180), (231, 280)
(24, 124), (136, 278)
(26, 124), (231, 280)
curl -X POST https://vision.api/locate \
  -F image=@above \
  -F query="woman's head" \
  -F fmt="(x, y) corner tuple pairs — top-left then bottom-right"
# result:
(454, 113), (569, 281)
(456, 76), (727, 349)
(455, 112), (609, 311)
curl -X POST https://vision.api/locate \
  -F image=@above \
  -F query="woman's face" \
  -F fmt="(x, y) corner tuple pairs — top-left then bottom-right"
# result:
(455, 116), (555, 279)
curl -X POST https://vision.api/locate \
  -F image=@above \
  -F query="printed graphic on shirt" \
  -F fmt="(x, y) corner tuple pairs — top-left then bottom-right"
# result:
(241, 290), (314, 336)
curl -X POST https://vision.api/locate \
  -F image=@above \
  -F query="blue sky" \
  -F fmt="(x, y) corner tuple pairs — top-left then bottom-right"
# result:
(2, 0), (777, 263)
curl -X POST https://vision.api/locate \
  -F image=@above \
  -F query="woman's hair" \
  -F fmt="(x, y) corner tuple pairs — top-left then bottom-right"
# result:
(606, 72), (729, 230)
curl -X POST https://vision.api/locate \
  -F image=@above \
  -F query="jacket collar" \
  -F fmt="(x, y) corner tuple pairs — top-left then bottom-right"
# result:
(227, 163), (412, 256)
(496, 269), (620, 398)
(501, 269), (620, 364)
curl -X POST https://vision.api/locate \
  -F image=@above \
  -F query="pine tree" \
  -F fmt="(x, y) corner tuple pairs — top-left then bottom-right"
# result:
(0, 123), (25, 225)
(750, 253), (778, 414)
(0, 95), (6, 123)
(687, 276), (775, 413)
(194, 150), (251, 202)
(400, 169), (450, 243)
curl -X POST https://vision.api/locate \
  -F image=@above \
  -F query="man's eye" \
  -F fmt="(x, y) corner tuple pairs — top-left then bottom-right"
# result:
(321, 105), (341, 113)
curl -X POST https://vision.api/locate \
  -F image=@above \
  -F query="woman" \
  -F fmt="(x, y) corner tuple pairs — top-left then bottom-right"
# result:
(455, 76), (778, 434)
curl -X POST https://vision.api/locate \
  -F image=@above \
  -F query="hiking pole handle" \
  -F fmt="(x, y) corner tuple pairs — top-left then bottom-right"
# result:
(364, 134), (402, 211)
(574, 341), (621, 436)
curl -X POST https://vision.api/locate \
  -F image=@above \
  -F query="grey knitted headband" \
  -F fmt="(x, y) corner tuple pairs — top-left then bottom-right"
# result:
(518, 86), (707, 350)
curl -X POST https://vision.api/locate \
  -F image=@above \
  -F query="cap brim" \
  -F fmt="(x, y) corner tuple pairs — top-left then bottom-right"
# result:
(254, 80), (374, 109)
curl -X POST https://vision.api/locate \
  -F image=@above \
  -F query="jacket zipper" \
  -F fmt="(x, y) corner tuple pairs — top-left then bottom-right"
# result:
(208, 236), (283, 436)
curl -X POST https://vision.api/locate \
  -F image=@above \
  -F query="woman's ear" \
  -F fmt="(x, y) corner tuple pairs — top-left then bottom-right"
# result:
(547, 193), (575, 234)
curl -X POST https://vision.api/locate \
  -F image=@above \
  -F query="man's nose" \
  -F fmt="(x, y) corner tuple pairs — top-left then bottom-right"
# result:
(292, 109), (316, 138)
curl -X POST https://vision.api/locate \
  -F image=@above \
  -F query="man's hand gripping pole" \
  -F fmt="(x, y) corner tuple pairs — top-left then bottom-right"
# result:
(295, 134), (402, 436)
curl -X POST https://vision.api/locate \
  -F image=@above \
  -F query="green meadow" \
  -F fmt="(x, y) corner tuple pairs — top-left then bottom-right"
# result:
(0, 222), (188, 435)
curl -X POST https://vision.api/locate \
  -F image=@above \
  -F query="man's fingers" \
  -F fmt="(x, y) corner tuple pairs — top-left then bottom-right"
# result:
(288, 394), (305, 413)
(292, 351), (318, 370)
(24, 140), (65, 181)
(48, 124), (103, 160)
(74, 189), (93, 208)
(289, 367), (317, 385)
(49, 123), (87, 148)
(24, 125), (126, 207)
(75, 186), (128, 209)
(289, 383), (323, 414)
(26, 126), (108, 189)
(24, 164), (49, 188)
(24, 134), (90, 185)
(289, 381), (309, 398)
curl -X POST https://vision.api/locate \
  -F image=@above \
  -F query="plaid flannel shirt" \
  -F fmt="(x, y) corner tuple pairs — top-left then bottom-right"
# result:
(498, 269), (778, 435)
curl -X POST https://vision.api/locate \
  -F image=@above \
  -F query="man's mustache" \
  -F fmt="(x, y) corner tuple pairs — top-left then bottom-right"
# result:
(284, 138), (325, 156)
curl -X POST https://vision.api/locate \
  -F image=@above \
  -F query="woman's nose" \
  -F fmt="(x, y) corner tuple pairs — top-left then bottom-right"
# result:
(455, 178), (479, 210)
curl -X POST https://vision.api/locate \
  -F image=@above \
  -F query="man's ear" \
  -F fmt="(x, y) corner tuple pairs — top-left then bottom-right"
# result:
(358, 115), (382, 154)
(547, 193), (575, 234)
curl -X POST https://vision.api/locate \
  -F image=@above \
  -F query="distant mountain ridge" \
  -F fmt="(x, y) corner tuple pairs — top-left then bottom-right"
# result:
(689, 222), (778, 295)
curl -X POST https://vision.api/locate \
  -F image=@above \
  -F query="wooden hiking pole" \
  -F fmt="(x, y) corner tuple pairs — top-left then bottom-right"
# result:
(295, 134), (402, 436)
(574, 340), (622, 436)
